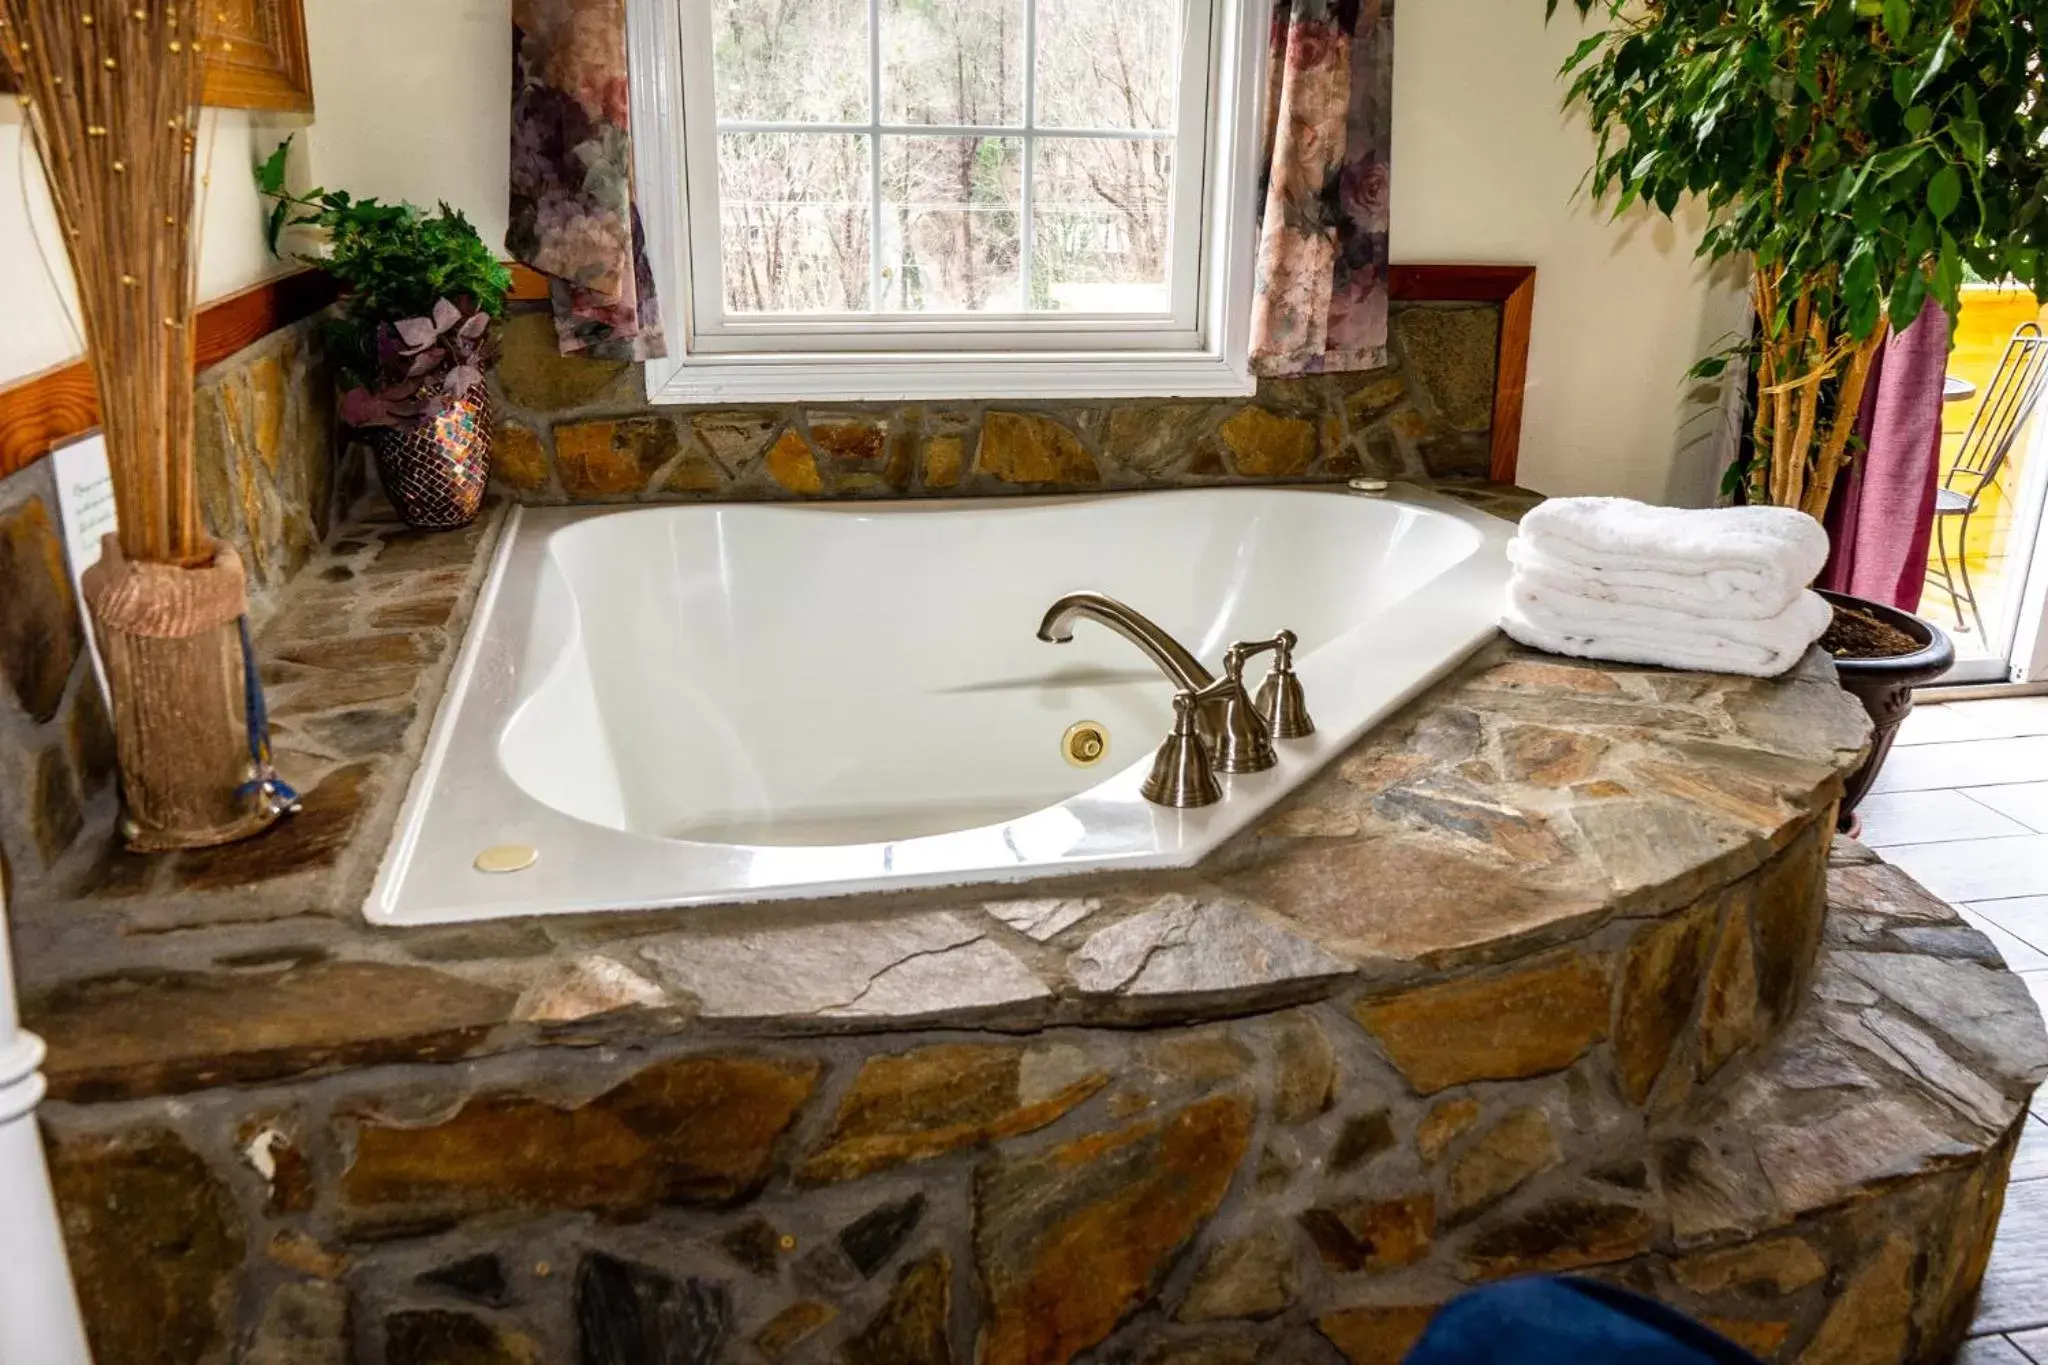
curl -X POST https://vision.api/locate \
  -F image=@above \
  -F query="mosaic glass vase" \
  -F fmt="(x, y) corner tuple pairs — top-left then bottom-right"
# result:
(371, 391), (494, 531)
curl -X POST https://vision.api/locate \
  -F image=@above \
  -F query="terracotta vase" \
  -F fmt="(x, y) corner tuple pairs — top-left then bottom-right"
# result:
(371, 391), (494, 531)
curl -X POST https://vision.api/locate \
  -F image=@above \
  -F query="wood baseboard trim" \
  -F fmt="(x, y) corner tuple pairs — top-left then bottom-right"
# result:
(3, 262), (1534, 485)
(1388, 263), (1536, 485)
(0, 269), (339, 481)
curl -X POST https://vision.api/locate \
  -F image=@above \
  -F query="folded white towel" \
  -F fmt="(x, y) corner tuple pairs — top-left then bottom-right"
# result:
(1516, 497), (1830, 603)
(1506, 539), (1809, 620)
(1501, 588), (1832, 679)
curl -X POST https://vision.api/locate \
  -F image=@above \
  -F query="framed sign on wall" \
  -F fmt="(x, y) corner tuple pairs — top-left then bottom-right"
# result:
(0, 0), (311, 110)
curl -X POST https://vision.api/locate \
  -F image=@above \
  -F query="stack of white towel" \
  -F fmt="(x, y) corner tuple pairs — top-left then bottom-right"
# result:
(1501, 498), (1834, 679)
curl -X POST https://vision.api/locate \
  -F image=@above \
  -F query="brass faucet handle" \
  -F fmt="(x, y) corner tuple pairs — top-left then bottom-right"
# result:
(1241, 629), (1316, 740)
(1194, 652), (1277, 776)
(1225, 629), (1293, 671)
(1141, 689), (1223, 808)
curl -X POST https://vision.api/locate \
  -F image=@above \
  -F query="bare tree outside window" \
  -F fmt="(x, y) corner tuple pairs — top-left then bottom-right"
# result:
(709, 0), (1188, 317)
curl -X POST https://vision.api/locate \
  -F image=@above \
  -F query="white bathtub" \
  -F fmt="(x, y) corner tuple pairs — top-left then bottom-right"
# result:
(368, 484), (1516, 924)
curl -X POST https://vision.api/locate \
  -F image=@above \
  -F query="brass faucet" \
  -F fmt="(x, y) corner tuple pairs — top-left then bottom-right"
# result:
(1035, 592), (1315, 808)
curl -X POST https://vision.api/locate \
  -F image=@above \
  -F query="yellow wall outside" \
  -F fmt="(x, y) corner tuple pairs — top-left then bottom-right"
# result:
(1937, 285), (2048, 589)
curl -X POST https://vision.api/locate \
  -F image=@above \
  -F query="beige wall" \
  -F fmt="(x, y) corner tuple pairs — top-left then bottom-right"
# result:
(298, 0), (512, 255)
(1389, 1), (1750, 506)
(0, 108), (292, 382)
(1, 0), (1747, 505)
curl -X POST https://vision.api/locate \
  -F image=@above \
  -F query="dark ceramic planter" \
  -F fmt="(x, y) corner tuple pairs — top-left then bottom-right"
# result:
(1818, 588), (1954, 827)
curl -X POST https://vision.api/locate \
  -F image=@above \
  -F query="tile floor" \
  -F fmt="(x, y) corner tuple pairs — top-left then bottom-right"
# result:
(1857, 694), (2048, 1361)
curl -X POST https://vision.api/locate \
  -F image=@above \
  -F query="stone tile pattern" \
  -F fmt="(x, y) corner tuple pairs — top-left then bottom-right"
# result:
(191, 314), (350, 615)
(35, 846), (2048, 1365)
(0, 460), (115, 900)
(9, 497), (504, 957)
(8, 487), (1944, 1365)
(17, 543), (1866, 1084)
(483, 300), (1499, 504)
(0, 316), (349, 902)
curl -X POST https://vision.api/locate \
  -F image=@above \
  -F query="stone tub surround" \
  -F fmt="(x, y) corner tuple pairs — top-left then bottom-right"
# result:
(28, 844), (2048, 1364)
(11, 482), (2046, 1362)
(483, 299), (1501, 503)
(14, 482), (1866, 1066)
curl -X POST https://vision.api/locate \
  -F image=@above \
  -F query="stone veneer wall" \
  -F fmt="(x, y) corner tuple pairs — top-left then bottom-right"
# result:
(10, 488), (2044, 1365)
(27, 829), (2048, 1365)
(483, 301), (1502, 502)
(0, 314), (346, 907)
(0, 459), (115, 901)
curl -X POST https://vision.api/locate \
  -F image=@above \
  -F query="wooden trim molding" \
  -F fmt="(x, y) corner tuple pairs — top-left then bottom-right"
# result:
(0, 0), (312, 110)
(202, 0), (316, 111)
(506, 265), (553, 302)
(2, 262), (1535, 485)
(0, 269), (337, 480)
(1388, 264), (1537, 485)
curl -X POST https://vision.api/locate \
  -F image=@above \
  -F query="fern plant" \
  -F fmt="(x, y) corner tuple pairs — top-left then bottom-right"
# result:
(255, 136), (512, 421)
(1550, 0), (2048, 512)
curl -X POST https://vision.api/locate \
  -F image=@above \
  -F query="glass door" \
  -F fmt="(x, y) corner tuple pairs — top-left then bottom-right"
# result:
(1926, 284), (2048, 685)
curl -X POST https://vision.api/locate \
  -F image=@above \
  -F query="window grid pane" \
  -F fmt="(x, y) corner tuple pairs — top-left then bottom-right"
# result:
(868, 0), (884, 313)
(710, 0), (1186, 317)
(1018, 0), (1037, 308)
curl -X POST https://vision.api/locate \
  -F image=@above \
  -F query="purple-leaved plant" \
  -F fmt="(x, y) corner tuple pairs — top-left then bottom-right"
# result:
(337, 297), (497, 430)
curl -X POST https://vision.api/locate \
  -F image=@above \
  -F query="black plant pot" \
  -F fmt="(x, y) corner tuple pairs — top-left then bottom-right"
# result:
(1818, 588), (1954, 828)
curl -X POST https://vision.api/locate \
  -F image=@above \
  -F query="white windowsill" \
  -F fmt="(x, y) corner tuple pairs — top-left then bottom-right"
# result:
(641, 348), (1258, 404)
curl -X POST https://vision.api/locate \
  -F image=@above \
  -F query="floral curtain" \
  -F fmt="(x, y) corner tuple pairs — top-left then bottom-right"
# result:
(1251, 0), (1393, 376)
(509, 0), (666, 360)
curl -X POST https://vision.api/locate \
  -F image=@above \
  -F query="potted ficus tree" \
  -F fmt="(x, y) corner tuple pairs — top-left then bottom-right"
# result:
(256, 137), (512, 530)
(1548, 0), (2048, 814)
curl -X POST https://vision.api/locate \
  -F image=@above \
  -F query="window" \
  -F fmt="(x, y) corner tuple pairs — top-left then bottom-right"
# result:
(629, 0), (1269, 400)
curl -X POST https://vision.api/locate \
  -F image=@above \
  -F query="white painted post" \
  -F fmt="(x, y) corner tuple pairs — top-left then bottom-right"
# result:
(0, 879), (93, 1365)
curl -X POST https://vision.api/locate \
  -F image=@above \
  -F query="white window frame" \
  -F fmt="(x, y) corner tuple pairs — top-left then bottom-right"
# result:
(627, 0), (1270, 403)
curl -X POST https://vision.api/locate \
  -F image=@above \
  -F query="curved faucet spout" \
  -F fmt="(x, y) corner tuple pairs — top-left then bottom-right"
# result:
(1036, 592), (1214, 693)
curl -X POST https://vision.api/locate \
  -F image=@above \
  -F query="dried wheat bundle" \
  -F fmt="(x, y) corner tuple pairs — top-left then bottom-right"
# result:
(0, 3), (293, 852)
(0, 0), (215, 565)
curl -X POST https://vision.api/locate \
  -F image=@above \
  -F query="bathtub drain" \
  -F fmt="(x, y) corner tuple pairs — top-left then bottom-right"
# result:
(1062, 721), (1110, 768)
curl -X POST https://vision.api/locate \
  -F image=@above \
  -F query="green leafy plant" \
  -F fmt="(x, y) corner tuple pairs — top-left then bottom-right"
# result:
(1549, 0), (2048, 513)
(255, 136), (511, 424)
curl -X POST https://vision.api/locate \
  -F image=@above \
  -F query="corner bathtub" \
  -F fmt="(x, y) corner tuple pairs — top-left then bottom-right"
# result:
(368, 484), (1516, 924)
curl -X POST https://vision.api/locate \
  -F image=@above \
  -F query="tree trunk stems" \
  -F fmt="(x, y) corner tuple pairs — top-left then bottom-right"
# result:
(1802, 329), (1887, 520)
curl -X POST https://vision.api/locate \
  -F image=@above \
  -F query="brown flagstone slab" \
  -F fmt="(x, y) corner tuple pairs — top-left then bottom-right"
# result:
(843, 1252), (952, 1365)
(1698, 895), (1764, 1077)
(339, 1053), (820, 1235)
(0, 494), (83, 723)
(1176, 1228), (1297, 1322)
(1352, 949), (1612, 1094)
(1417, 1097), (1481, 1164)
(30, 959), (514, 1102)
(1613, 898), (1716, 1103)
(1445, 1107), (1562, 1221)
(973, 1095), (1252, 1365)
(46, 1127), (245, 1365)
(799, 1042), (1107, 1184)
(1300, 1192), (1437, 1273)
(1316, 1304), (1440, 1365)
(1800, 1235), (1914, 1365)
(1455, 1195), (1658, 1280)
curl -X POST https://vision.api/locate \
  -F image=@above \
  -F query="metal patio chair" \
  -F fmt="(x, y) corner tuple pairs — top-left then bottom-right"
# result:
(1928, 321), (2048, 641)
